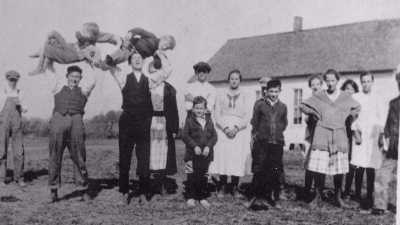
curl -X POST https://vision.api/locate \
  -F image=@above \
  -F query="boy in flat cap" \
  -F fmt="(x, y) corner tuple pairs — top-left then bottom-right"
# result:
(184, 62), (216, 115)
(46, 65), (96, 202)
(0, 70), (27, 187)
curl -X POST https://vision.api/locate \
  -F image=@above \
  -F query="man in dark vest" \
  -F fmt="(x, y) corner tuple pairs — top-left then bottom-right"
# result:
(48, 65), (96, 202)
(110, 51), (153, 204)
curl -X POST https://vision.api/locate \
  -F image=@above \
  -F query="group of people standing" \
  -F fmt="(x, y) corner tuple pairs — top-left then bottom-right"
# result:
(301, 70), (398, 215)
(0, 23), (397, 217)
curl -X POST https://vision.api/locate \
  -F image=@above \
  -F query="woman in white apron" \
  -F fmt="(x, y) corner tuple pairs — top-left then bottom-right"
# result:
(209, 69), (252, 198)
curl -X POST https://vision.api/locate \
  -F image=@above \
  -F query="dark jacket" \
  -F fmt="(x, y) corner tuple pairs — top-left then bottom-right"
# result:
(162, 82), (179, 175)
(251, 98), (288, 145)
(182, 113), (217, 162)
(384, 96), (400, 160)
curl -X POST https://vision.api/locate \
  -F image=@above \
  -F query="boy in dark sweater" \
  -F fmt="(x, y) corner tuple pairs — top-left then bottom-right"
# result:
(247, 79), (288, 210)
(182, 96), (217, 208)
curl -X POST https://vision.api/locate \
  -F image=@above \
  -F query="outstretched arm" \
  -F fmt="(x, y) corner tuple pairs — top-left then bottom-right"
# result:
(108, 68), (127, 90)
(81, 72), (97, 98)
(96, 32), (123, 47)
(51, 73), (63, 95)
(143, 51), (172, 88)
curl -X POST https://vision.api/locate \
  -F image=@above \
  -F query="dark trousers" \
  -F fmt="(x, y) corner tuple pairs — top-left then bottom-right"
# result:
(48, 113), (88, 188)
(251, 142), (283, 198)
(118, 112), (152, 194)
(344, 165), (375, 199)
(355, 166), (375, 199)
(186, 155), (210, 200)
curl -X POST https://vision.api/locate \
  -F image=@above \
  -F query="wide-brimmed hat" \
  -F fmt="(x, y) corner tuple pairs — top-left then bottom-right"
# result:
(5, 70), (20, 81)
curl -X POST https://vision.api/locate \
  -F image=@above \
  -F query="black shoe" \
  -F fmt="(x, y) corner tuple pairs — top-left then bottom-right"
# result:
(50, 188), (58, 203)
(273, 190), (280, 201)
(105, 55), (116, 67)
(333, 194), (351, 208)
(341, 191), (351, 200)
(247, 198), (268, 211)
(388, 204), (396, 214)
(359, 197), (373, 210)
(309, 192), (323, 208)
(265, 196), (276, 207)
(350, 194), (361, 203)
(145, 192), (153, 201)
(371, 208), (386, 215)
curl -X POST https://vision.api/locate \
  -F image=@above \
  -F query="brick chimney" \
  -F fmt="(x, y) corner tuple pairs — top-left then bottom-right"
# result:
(293, 16), (303, 32)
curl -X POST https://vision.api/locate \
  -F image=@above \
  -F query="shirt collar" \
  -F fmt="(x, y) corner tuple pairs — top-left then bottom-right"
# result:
(265, 97), (278, 106)
(133, 71), (142, 80)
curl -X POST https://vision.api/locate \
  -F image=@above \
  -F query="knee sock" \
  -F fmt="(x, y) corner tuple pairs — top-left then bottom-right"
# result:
(366, 168), (375, 199)
(355, 167), (365, 198)
(305, 170), (314, 193)
(344, 165), (356, 194)
(219, 175), (227, 191)
(231, 176), (240, 187)
(314, 172), (325, 196)
(333, 174), (343, 195)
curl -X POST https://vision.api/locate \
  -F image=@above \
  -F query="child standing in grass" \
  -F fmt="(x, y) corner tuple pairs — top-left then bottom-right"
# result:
(247, 79), (288, 210)
(182, 96), (217, 208)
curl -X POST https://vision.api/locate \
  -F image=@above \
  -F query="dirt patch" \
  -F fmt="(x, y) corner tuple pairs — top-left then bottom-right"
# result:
(0, 139), (395, 225)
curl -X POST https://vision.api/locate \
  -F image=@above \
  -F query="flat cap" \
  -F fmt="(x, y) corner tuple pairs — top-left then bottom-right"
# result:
(5, 70), (20, 80)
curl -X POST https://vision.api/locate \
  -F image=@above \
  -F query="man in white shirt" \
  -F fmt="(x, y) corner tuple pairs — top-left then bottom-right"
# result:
(109, 51), (154, 204)
(184, 62), (216, 115)
(0, 70), (27, 187)
(350, 72), (385, 209)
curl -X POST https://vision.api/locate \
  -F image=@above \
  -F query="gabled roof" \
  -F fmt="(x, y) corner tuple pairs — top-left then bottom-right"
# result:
(195, 18), (400, 83)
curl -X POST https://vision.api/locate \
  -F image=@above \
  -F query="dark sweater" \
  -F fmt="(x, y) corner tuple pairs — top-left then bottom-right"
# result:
(251, 98), (288, 145)
(384, 96), (400, 160)
(121, 73), (153, 118)
(182, 113), (218, 162)
(53, 86), (87, 115)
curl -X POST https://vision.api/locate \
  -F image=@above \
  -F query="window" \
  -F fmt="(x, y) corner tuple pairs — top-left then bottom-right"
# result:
(293, 88), (303, 124)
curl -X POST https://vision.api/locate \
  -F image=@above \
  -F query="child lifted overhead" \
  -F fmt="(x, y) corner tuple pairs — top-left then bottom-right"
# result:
(105, 27), (175, 70)
(29, 22), (122, 76)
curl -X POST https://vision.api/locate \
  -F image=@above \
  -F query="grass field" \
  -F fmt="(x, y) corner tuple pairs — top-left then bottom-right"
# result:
(0, 138), (395, 225)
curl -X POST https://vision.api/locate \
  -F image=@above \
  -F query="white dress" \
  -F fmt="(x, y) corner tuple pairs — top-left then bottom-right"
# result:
(351, 91), (385, 169)
(208, 88), (252, 177)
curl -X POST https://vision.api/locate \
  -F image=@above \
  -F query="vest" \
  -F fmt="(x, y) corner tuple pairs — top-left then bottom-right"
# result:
(121, 73), (153, 117)
(54, 86), (87, 115)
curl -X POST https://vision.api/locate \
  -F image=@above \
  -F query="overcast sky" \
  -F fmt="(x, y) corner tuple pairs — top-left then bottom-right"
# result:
(1, 0), (399, 119)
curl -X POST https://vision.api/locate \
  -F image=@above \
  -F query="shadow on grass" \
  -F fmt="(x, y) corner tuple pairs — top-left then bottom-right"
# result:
(23, 169), (48, 182)
(57, 178), (118, 201)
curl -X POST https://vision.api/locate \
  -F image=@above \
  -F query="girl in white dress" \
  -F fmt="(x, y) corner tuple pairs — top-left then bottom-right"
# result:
(209, 70), (252, 198)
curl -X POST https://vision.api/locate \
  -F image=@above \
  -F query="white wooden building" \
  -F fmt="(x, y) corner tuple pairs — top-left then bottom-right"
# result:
(189, 18), (400, 148)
